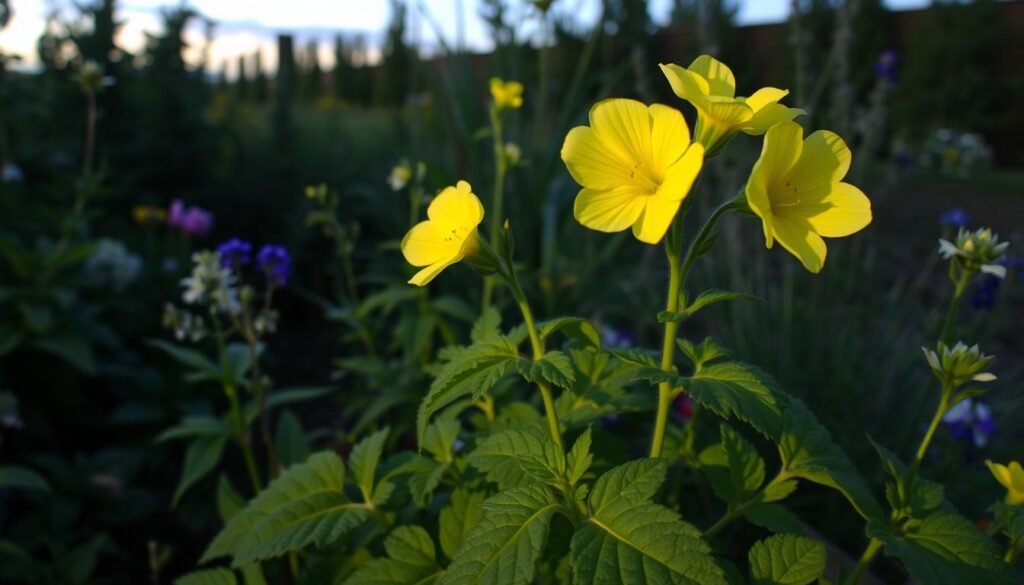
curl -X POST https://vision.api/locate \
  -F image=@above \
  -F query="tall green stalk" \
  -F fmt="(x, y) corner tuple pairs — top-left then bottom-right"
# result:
(482, 104), (508, 311)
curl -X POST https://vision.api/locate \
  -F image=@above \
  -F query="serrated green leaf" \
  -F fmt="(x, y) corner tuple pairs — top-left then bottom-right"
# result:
(440, 489), (485, 560)
(174, 568), (237, 585)
(423, 420), (461, 463)
(517, 350), (575, 389)
(700, 424), (765, 505)
(345, 526), (442, 585)
(349, 428), (389, 502)
(244, 386), (336, 424)
(779, 400), (882, 520)
(748, 534), (826, 585)
(868, 512), (1016, 585)
(408, 459), (449, 507)
(468, 430), (565, 490)
(173, 435), (228, 507)
(0, 465), (51, 492)
(659, 290), (763, 322)
(439, 485), (561, 585)
(868, 436), (943, 517)
(685, 362), (786, 440)
(608, 348), (660, 368)
(991, 503), (1024, 541)
(743, 503), (803, 534)
(417, 337), (520, 444)
(573, 459), (727, 585)
(567, 428), (593, 486)
(203, 451), (371, 566)
(148, 339), (220, 379)
(216, 474), (245, 522)
(471, 306), (502, 343)
(538, 317), (601, 348)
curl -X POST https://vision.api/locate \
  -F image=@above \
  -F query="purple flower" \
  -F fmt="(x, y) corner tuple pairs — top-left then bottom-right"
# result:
(167, 199), (214, 238)
(939, 208), (969, 229)
(257, 245), (291, 286)
(943, 399), (995, 448)
(217, 238), (253, 269)
(969, 275), (1001, 310)
(874, 49), (898, 84)
(600, 324), (635, 349)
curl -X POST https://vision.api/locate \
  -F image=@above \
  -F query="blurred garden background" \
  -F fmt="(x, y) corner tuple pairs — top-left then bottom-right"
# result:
(0, 0), (1022, 582)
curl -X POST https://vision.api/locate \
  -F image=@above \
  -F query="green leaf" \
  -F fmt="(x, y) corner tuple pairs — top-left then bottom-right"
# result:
(173, 435), (229, 507)
(748, 534), (826, 585)
(517, 350), (575, 389)
(417, 337), (520, 444)
(0, 465), (51, 492)
(659, 290), (763, 322)
(778, 399), (882, 520)
(471, 306), (502, 343)
(244, 386), (336, 423)
(868, 436), (943, 517)
(203, 451), (372, 566)
(148, 339), (220, 380)
(345, 526), (442, 585)
(175, 568), (237, 585)
(34, 334), (96, 375)
(699, 424), (766, 505)
(678, 338), (731, 369)
(423, 420), (461, 463)
(743, 504), (803, 535)
(685, 362), (787, 440)
(349, 428), (389, 502)
(274, 410), (309, 468)
(439, 485), (561, 585)
(566, 428), (593, 486)
(407, 459), (448, 507)
(468, 430), (565, 490)
(868, 512), (1016, 585)
(572, 459), (727, 585)
(539, 317), (601, 348)
(157, 416), (233, 443)
(440, 489), (485, 560)
(992, 503), (1024, 542)
(217, 474), (245, 523)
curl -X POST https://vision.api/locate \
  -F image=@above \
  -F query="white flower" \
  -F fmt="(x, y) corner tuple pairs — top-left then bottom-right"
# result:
(180, 251), (241, 314)
(388, 162), (413, 191)
(84, 238), (142, 292)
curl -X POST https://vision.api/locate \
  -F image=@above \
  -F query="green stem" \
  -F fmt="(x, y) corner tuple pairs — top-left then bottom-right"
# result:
(650, 198), (735, 458)
(939, 266), (972, 345)
(482, 104), (507, 312)
(846, 537), (883, 585)
(509, 279), (563, 452)
(906, 384), (951, 491)
(1006, 534), (1022, 563)
(705, 471), (790, 537)
(213, 311), (263, 493)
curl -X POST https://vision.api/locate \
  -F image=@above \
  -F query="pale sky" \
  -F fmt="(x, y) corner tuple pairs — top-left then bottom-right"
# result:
(1, 0), (930, 73)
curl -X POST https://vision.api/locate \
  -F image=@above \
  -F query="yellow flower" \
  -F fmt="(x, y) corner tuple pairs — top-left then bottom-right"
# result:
(659, 55), (803, 156)
(490, 78), (524, 110)
(133, 205), (167, 225)
(744, 121), (871, 273)
(561, 99), (704, 244)
(986, 460), (1024, 505)
(401, 181), (484, 286)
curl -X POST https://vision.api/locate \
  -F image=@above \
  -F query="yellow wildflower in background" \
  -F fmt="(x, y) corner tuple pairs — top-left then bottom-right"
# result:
(133, 205), (167, 224)
(490, 78), (524, 110)
(660, 55), (803, 156)
(745, 121), (871, 273)
(401, 181), (484, 286)
(561, 99), (704, 244)
(986, 460), (1024, 505)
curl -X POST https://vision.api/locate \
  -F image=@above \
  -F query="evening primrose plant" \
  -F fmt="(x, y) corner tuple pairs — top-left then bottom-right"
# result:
(176, 56), (1020, 585)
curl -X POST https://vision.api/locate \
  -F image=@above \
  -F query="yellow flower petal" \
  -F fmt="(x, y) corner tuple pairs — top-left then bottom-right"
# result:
(1010, 461), (1024, 489)
(659, 63), (710, 107)
(589, 98), (653, 166)
(427, 181), (484, 228)
(573, 185), (647, 233)
(802, 182), (872, 238)
(632, 195), (682, 244)
(745, 122), (802, 248)
(772, 215), (826, 273)
(561, 126), (635, 190)
(744, 102), (805, 136)
(658, 143), (704, 202)
(648, 104), (691, 168)
(987, 460), (1013, 490)
(401, 221), (457, 267)
(743, 87), (788, 112)
(409, 257), (459, 286)
(688, 55), (736, 97)
(788, 130), (852, 189)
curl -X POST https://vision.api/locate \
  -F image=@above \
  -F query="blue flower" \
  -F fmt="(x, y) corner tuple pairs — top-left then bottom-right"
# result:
(257, 245), (291, 286)
(969, 275), (1001, 310)
(874, 49), (898, 84)
(942, 399), (995, 448)
(939, 208), (969, 229)
(217, 238), (253, 269)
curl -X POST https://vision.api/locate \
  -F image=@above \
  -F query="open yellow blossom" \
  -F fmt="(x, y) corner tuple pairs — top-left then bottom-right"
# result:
(561, 99), (704, 244)
(986, 460), (1024, 505)
(401, 181), (484, 286)
(659, 55), (803, 156)
(490, 78), (523, 110)
(745, 121), (871, 273)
